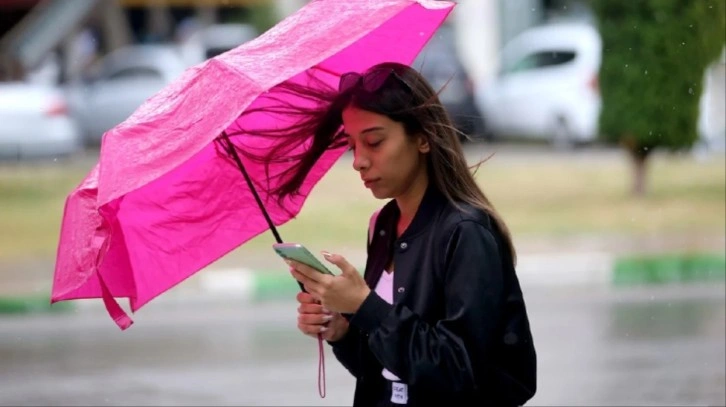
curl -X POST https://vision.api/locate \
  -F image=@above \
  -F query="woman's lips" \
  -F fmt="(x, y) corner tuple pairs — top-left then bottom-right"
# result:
(363, 178), (379, 188)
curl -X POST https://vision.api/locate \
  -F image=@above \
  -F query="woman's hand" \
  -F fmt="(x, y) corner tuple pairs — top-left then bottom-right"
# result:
(296, 291), (349, 342)
(289, 252), (371, 314)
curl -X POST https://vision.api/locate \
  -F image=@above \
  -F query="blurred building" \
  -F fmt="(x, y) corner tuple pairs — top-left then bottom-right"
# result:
(0, 0), (131, 81)
(0, 0), (277, 82)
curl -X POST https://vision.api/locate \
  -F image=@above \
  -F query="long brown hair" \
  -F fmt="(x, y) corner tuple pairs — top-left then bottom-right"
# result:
(221, 62), (516, 264)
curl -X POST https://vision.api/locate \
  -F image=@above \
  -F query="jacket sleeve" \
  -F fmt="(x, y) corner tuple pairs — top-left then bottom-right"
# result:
(328, 326), (362, 378)
(348, 220), (505, 394)
(327, 209), (382, 378)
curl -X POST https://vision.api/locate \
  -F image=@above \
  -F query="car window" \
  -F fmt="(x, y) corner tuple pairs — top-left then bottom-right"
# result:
(105, 66), (163, 81)
(504, 50), (577, 74)
(205, 47), (230, 59)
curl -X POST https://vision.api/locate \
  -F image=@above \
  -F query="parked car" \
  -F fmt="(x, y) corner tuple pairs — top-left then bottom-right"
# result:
(178, 23), (258, 66)
(0, 81), (82, 160)
(475, 23), (602, 147)
(414, 24), (486, 139)
(66, 44), (188, 145)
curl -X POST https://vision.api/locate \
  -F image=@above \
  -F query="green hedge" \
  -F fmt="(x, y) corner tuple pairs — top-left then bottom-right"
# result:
(613, 253), (726, 285)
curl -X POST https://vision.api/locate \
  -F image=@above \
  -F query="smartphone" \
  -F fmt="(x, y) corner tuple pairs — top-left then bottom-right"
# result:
(272, 243), (334, 275)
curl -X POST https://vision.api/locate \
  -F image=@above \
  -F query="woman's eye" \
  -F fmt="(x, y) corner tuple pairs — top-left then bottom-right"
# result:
(368, 140), (382, 148)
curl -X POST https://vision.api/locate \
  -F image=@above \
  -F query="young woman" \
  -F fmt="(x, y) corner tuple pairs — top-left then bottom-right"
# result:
(270, 62), (536, 406)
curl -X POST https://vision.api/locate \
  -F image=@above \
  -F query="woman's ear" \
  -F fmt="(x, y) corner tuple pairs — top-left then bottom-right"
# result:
(417, 135), (430, 153)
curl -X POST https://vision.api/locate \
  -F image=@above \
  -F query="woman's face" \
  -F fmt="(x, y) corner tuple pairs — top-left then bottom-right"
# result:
(342, 106), (429, 199)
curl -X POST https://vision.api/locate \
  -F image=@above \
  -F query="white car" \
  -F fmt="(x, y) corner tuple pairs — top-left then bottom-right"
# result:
(66, 44), (188, 145)
(475, 23), (602, 147)
(0, 81), (82, 160)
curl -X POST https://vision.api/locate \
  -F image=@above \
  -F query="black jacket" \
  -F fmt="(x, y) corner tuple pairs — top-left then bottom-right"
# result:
(329, 186), (537, 406)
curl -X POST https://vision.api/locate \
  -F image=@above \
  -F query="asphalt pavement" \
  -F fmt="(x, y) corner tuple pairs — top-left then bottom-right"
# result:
(1, 282), (724, 406)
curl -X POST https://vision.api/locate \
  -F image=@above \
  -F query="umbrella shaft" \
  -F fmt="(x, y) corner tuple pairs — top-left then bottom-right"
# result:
(220, 132), (284, 244)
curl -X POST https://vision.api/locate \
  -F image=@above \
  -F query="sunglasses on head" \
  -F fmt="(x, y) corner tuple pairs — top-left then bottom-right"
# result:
(338, 68), (413, 94)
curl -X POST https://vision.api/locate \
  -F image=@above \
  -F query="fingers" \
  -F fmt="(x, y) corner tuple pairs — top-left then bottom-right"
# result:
(290, 268), (318, 292)
(322, 252), (357, 276)
(288, 260), (324, 283)
(298, 302), (330, 314)
(296, 291), (318, 304)
(298, 322), (328, 337)
(297, 311), (332, 336)
(298, 313), (334, 325)
(296, 296), (334, 338)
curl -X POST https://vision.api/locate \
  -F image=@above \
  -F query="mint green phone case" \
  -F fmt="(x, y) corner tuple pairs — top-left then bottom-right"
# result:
(272, 243), (334, 275)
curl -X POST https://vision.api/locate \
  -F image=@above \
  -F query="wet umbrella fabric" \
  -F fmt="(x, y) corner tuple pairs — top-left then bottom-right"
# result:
(52, 0), (454, 330)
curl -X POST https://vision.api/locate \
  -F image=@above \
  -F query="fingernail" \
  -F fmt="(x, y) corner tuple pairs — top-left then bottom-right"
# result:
(320, 326), (328, 333)
(321, 251), (332, 258)
(322, 315), (333, 322)
(284, 259), (292, 265)
(322, 307), (331, 314)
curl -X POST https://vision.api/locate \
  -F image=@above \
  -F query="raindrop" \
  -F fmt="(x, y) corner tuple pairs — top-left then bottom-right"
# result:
(644, 147), (649, 151)
(688, 87), (694, 95)
(418, 31), (424, 36)
(644, 70), (648, 75)
(53, 158), (58, 162)
(649, 131), (653, 135)
(649, 295), (655, 301)
(625, 64), (629, 68)
(682, 42), (686, 46)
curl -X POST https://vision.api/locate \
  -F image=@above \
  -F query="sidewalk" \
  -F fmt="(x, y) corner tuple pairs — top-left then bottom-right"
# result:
(1, 233), (724, 313)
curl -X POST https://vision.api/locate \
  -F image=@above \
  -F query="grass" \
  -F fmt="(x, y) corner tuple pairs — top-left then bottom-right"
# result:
(0, 147), (724, 265)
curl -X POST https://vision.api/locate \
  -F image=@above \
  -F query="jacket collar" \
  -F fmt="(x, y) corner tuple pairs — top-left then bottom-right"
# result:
(382, 182), (447, 240)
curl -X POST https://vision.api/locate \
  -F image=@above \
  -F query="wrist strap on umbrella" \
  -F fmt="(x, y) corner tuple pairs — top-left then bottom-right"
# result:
(318, 333), (326, 398)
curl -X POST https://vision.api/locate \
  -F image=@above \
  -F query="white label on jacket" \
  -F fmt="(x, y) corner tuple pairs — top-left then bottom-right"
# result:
(391, 382), (408, 404)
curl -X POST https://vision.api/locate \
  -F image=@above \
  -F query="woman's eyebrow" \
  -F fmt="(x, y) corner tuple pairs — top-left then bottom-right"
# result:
(361, 126), (386, 135)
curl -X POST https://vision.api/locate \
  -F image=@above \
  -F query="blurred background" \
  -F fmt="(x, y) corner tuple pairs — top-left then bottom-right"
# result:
(0, 0), (724, 405)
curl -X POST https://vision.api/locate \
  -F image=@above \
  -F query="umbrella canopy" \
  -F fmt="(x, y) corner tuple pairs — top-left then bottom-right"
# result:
(52, 0), (454, 330)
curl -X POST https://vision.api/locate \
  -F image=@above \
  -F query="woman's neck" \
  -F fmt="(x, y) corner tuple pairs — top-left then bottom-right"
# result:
(395, 170), (429, 234)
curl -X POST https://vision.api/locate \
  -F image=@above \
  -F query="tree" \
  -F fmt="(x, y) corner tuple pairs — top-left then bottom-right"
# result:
(591, 0), (725, 196)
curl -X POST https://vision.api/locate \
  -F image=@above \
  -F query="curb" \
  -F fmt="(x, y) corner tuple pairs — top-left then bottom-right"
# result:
(3, 252), (724, 314)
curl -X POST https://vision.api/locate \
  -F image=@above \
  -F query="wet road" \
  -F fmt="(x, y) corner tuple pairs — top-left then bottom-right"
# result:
(1, 283), (724, 406)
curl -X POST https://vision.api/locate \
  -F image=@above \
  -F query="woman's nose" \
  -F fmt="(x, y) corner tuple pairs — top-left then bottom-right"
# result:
(352, 149), (369, 171)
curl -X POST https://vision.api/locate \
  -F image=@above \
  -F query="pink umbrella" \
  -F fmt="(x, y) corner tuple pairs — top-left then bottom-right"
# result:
(52, 0), (454, 330)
